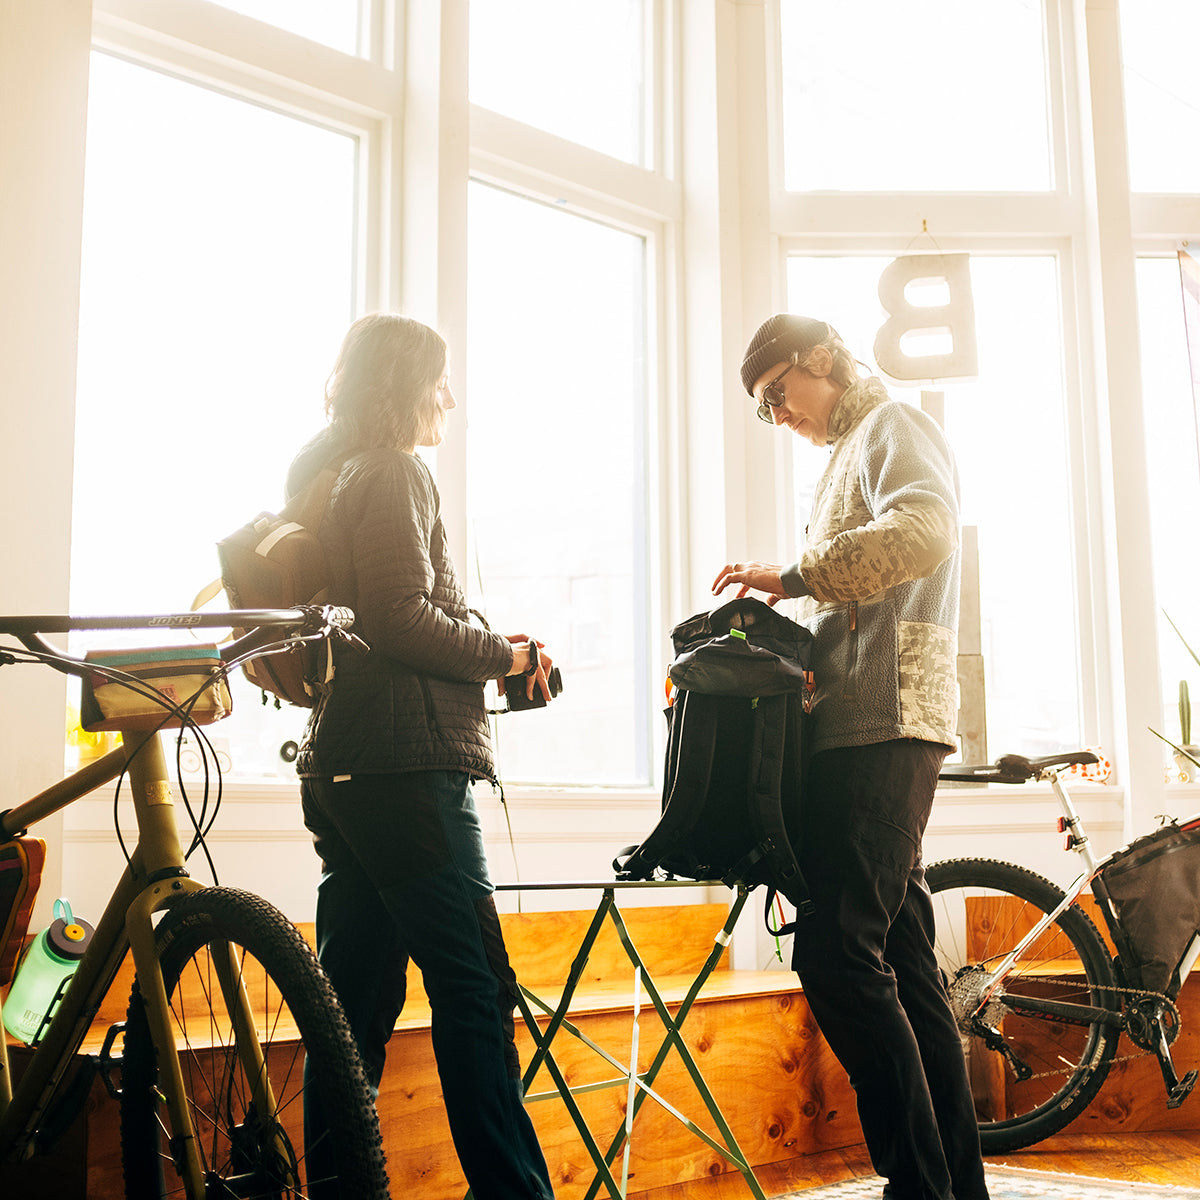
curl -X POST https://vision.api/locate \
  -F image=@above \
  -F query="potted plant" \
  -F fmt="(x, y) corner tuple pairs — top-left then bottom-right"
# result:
(1159, 612), (1200, 781)
(1175, 679), (1200, 782)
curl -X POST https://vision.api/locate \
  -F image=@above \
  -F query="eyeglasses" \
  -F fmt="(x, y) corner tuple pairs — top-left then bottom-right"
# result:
(756, 361), (796, 424)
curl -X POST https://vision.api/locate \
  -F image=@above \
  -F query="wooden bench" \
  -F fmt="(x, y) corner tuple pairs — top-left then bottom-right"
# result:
(8, 893), (1200, 1200)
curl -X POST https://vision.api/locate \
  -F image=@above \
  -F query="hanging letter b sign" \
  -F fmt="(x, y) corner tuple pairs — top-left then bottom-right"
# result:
(873, 253), (978, 383)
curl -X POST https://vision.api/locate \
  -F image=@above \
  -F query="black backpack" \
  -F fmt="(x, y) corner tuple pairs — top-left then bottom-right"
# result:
(615, 598), (814, 931)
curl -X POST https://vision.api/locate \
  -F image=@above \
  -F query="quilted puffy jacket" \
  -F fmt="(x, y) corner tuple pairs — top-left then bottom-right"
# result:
(289, 438), (514, 781)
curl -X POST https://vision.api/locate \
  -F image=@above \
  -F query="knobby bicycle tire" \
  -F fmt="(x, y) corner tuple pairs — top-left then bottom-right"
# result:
(925, 858), (1121, 1153)
(120, 887), (390, 1198)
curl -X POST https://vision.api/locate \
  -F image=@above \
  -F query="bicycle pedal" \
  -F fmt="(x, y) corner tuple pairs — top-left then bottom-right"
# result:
(1166, 1069), (1197, 1109)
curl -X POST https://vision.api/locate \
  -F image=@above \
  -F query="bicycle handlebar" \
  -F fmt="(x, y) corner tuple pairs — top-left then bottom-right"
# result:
(0, 605), (357, 671)
(0, 606), (355, 636)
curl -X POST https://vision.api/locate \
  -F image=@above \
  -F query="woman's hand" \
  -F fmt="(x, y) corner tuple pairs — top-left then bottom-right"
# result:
(711, 561), (786, 604)
(501, 634), (555, 702)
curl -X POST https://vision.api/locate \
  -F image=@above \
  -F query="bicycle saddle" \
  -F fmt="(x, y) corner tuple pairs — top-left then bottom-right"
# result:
(939, 749), (1099, 784)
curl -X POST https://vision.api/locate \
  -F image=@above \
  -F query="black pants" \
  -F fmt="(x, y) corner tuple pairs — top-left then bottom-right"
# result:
(791, 741), (989, 1200)
(300, 770), (554, 1200)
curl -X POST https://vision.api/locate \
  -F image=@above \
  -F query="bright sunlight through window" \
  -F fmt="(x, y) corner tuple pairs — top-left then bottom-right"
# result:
(466, 183), (650, 786)
(787, 255), (1080, 758)
(469, 0), (648, 166)
(72, 53), (357, 779)
(780, 0), (1051, 192)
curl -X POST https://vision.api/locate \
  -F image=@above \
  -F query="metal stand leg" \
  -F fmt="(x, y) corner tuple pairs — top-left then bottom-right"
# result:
(514, 884), (767, 1200)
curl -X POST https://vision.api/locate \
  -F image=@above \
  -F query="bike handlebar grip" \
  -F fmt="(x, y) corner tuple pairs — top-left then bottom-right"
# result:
(326, 606), (355, 629)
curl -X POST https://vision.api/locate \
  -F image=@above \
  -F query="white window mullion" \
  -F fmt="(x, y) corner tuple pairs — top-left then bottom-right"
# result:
(402, 0), (470, 565)
(1076, 0), (1164, 832)
(94, 2), (397, 119)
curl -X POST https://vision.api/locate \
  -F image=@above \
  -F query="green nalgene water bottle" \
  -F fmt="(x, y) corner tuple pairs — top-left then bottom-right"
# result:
(2, 898), (95, 1045)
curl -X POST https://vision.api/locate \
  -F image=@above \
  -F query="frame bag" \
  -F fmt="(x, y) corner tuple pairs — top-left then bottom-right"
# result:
(615, 598), (814, 931)
(1, 838), (46, 987)
(1096, 815), (1200, 996)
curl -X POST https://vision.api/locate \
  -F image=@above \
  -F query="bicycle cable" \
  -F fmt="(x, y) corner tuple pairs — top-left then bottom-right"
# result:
(0, 642), (229, 880)
(1, 616), (349, 889)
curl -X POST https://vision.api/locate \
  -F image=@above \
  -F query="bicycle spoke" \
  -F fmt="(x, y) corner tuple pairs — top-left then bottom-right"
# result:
(927, 858), (1120, 1153)
(120, 888), (388, 1198)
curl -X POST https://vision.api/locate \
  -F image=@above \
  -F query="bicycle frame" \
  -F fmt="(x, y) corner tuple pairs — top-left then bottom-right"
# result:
(1, 730), (255, 1190)
(0, 607), (350, 1190)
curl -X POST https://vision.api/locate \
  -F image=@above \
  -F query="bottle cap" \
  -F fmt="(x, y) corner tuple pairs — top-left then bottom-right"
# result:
(46, 899), (94, 962)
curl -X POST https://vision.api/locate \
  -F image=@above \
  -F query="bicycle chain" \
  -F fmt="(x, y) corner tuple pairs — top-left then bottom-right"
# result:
(983, 974), (1182, 1081)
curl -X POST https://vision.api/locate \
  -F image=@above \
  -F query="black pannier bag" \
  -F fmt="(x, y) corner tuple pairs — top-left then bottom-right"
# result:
(615, 597), (814, 931)
(1095, 815), (1200, 996)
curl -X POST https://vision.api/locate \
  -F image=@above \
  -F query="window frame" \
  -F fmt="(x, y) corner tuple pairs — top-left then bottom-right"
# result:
(756, 0), (1197, 839)
(35, 0), (1200, 870)
(776, 241), (1097, 761)
(84, 0), (680, 799)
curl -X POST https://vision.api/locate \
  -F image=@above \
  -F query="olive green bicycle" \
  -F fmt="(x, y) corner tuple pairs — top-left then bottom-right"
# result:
(0, 605), (390, 1198)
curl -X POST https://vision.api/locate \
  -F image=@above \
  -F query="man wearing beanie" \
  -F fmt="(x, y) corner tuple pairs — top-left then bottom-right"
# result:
(713, 314), (989, 1200)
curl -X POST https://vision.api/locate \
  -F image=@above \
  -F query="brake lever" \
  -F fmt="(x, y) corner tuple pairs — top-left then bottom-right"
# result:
(332, 627), (369, 654)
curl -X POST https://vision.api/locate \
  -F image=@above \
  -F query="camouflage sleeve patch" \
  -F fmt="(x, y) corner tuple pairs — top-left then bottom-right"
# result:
(801, 500), (957, 603)
(897, 620), (959, 742)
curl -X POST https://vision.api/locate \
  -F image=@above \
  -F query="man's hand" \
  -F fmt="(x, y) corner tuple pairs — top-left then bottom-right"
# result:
(711, 561), (786, 605)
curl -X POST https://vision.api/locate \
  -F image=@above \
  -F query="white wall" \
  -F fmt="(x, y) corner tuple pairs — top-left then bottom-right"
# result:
(0, 0), (92, 930)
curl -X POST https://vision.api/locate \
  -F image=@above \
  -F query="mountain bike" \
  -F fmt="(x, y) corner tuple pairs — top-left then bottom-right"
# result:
(928, 749), (1200, 1154)
(0, 605), (391, 1198)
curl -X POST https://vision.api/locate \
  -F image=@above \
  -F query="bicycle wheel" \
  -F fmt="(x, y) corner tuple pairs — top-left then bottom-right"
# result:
(120, 887), (390, 1198)
(926, 858), (1121, 1153)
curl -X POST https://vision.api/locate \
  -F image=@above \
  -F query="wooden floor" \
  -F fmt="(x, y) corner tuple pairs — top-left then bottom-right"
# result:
(625, 1129), (1200, 1198)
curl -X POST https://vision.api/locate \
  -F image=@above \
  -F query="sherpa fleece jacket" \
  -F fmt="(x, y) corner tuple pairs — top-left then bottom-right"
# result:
(288, 438), (514, 781)
(781, 377), (961, 753)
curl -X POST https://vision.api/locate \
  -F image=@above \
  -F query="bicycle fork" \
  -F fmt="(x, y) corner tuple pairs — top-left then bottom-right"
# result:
(122, 735), (296, 1196)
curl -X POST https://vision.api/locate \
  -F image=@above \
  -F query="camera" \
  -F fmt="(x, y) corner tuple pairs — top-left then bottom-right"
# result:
(504, 665), (563, 711)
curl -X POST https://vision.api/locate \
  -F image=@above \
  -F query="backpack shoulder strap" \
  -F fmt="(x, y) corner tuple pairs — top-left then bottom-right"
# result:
(281, 463), (342, 531)
(614, 689), (719, 880)
(739, 692), (813, 926)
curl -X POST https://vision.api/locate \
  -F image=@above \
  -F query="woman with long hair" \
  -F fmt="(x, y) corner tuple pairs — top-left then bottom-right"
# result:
(292, 313), (556, 1199)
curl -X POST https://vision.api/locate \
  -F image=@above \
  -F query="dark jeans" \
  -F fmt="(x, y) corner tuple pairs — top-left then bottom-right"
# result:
(300, 770), (554, 1200)
(791, 741), (989, 1200)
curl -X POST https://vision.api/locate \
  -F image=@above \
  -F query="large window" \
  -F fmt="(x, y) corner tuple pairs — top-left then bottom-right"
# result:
(1138, 254), (1200, 760)
(1122, 1), (1200, 193)
(465, 183), (651, 786)
(54, 0), (1191, 818)
(469, 0), (648, 166)
(65, 4), (667, 793)
(787, 255), (1080, 757)
(71, 52), (358, 779)
(779, 0), (1051, 192)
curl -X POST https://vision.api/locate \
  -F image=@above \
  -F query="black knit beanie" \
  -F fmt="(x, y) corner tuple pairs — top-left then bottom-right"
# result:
(740, 314), (835, 395)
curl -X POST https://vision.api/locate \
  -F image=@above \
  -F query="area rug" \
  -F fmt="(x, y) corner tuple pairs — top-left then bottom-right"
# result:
(779, 1165), (1200, 1199)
